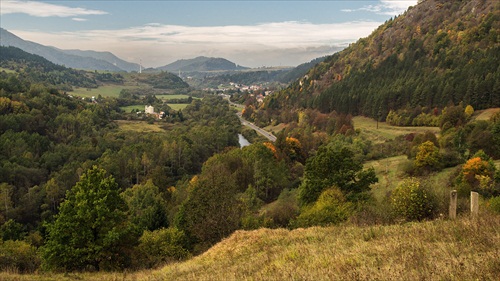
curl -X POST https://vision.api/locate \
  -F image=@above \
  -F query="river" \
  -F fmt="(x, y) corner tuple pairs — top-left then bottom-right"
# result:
(238, 134), (250, 148)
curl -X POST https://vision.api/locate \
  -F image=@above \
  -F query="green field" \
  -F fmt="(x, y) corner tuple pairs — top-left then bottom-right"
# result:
(167, 103), (190, 110)
(120, 105), (145, 112)
(70, 85), (137, 98)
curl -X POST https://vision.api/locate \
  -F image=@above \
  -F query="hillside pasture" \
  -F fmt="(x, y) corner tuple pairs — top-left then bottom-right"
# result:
(353, 116), (440, 143)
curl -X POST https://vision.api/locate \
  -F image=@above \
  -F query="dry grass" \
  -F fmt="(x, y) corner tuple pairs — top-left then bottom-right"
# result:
(2, 214), (498, 280)
(474, 108), (500, 121)
(153, 214), (500, 281)
(115, 120), (165, 133)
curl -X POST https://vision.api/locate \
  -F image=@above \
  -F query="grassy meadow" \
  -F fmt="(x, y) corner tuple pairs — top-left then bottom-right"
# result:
(166, 104), (190, 110)
(352, 116), (440, 143)
(3, 214), (498, 280)
(70, 85), (135, 98)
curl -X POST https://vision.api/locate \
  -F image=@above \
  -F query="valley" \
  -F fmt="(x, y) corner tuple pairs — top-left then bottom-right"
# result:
(0, 0), (499, 279)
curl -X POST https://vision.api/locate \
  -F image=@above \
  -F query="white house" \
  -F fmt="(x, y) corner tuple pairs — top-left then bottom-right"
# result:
(145, 105), (155, 114)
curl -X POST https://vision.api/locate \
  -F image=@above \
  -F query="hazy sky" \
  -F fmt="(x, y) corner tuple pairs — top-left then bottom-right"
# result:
(0, 0), (417, 68)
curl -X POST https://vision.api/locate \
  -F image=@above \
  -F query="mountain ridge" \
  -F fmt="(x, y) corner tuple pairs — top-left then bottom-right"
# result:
(0, 28), (135, 72)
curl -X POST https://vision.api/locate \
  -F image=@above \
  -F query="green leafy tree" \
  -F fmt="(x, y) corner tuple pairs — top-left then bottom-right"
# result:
(298, 145), (377, 205)
(42, 166), (137, 271)
(121, 180), (169, 232)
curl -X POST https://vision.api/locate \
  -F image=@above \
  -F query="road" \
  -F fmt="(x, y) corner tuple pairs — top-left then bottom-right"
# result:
(223, 95), (277, 142)
(236, 112), (277, 142)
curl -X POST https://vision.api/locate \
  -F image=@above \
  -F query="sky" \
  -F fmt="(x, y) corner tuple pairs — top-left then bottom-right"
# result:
(0, 0), (418, 68)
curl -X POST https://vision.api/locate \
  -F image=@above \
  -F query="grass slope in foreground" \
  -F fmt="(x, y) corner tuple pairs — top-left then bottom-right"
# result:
(3, 214), (498, 280)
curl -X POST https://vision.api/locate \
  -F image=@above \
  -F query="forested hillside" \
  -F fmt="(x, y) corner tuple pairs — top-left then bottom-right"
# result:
(0, 46), (99, 90)
(262, 0), (499, 122)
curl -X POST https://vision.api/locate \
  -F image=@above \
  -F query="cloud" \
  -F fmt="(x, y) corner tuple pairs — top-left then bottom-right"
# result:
(72, 18), (88, 22)
(9, 20), (382, 67)
(342, 0), (417, 16)
(0, 0), (108, 17)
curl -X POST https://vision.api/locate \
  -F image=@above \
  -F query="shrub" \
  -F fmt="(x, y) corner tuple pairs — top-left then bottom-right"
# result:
(260, 188), (300, 228)
(292, 187), (354, 228)
(132, 227), (190, 269)
(0, 240), (40, 273)
(391, 177), (435, 221)
(488, 196), (500, 214)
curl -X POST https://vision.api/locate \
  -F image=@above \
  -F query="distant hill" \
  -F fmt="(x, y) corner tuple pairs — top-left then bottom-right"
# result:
(59, 49), (139, 72)
(158, 56), (248, 72)
(264, 0), (500, 120)
(0, 28), (134, 72)
(136, 71), (190, 90)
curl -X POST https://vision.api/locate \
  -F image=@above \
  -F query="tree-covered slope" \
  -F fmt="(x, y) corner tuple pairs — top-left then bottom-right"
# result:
(265, 0), (500, 120)
(136, 71), (190, 89)
(0, 46), (98, 89)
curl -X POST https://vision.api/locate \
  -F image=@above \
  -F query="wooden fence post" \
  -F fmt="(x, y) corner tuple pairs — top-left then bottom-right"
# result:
(449, 190), (457, 219)
(470, 191), (479, 216)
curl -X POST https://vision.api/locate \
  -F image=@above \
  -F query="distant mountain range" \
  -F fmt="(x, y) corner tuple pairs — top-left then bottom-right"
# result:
(158, 56), (248, 72)
(0, 28), (138, 72)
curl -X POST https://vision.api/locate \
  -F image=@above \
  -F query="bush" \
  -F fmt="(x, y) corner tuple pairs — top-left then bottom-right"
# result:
(391, 177), (435, 221)
(488, 196), (500, 214)
(0, 240), (40, 273)
(260, 188), (300, 228)
(132, 227), (190, 269)
(292, 187), (354, 228)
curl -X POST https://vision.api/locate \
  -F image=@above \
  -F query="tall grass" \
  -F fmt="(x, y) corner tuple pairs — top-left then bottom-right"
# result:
(152, 213), (499, 280)
(2, 213), (498, 280)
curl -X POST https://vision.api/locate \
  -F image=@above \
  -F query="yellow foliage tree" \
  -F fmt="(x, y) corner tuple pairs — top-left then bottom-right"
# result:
(462, 157), (494, 187)
(465, 105), (474, 118)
